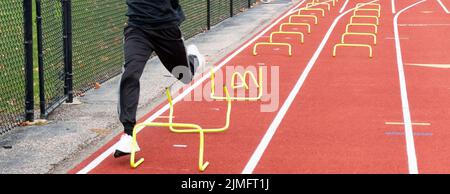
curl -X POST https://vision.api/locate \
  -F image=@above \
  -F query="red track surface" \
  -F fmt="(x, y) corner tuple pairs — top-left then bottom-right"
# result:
(70, 0), (450, 174)
(397, 0), (450, 173)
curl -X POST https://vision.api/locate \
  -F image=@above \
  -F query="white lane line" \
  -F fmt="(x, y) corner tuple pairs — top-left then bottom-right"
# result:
(76, 1), (307, 175)
(392, 0), (396, 14)
(173, 145), (188, 148)
(406, 63), (450, 68)
(393, 0), (426, 174)
(385, 37), (409, 40)
(241, 0), (380, 175)
(399, 23), (450, 27)
(437, 0), (450, 14)
(339, 0), (350, 13)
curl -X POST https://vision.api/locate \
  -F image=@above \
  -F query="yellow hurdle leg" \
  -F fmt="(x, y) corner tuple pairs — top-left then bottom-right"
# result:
(198, 130), (209, 171)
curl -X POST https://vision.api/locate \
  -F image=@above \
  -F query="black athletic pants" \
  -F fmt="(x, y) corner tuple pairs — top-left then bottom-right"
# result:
(119, 25), (196, 135)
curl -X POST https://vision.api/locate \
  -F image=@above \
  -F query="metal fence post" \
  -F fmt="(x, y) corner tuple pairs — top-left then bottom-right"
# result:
(230, 0), (234, 17)
(35, 0), (46, 118)
(23, 0), (34, 122)
(62, 0), (73, 103)
(207, 0), (211, 30)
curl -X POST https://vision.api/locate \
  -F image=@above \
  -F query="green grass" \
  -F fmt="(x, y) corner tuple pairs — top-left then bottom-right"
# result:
(0, 0), (28, 130)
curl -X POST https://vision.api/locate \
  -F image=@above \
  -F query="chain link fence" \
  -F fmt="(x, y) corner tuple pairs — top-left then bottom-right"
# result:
(0, 0), (26, 134)
(0, 0), (260, 135)
(180, 0), (208, 40)
(71, 0), (127, 94)
(210, 0), (232, 26)
(70, 0), (259, 97)
(37, 0), (66, 117)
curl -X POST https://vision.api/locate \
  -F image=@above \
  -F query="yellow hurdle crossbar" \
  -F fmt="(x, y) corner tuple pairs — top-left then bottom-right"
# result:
(306, 2), (330, 11)
(131, 87), (232, 172)
(289, 14), (318, 25)
(350, 15), (380, 25)
(280, 22), (311, 33)
(356, 3), (381, 11)
(341, 32), (377, 45)
(354, 8), (381, 17)
(253, 42), (292, 56)
(270, 31), (304, 44)
(333, 43), (373, 58)
(211, 67), (263, 101)
(346, 23), (378, 34)
(298, 7), (325, 17)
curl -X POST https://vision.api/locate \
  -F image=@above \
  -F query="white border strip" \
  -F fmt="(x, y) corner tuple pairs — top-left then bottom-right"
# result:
(339, 0), (350, 13)
(437, 0), (450, 14)
(392, 0), (397, 14)
(393, 0), (426, 174)
(76, 1), (306, 174)
(241, 0), (379, 174)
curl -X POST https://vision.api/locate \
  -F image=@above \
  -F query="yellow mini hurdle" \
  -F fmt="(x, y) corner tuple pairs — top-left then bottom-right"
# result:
(311, 0), (337, 7)
(350, 15), (380, 25)
(253, 42), (293, 56)
(298, 7), (325, 17)
(356, 3), (381, 11)
(333, 43), (373, 58)
(341, 32), (377, 45)
(346, 23), (378, 34)
(354, 8), (381, 17)
(131, 87), (232, 172)
(270, 31), (304, 44)
(289, 14), (318, 25)
(306, 2), (330, 11)
(280, 22), (311, 33)
(211, 67), (263, 101)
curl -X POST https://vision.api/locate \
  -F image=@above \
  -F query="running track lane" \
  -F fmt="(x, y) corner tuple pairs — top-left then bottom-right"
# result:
(398, 0), (450, 173)
(253, 0), (414, 173)
(70, 0), (345, 174)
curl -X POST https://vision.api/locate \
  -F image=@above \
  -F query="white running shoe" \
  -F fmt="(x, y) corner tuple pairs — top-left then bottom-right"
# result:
(187, 44), (206, 73)
(113, 134), (140, 158)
